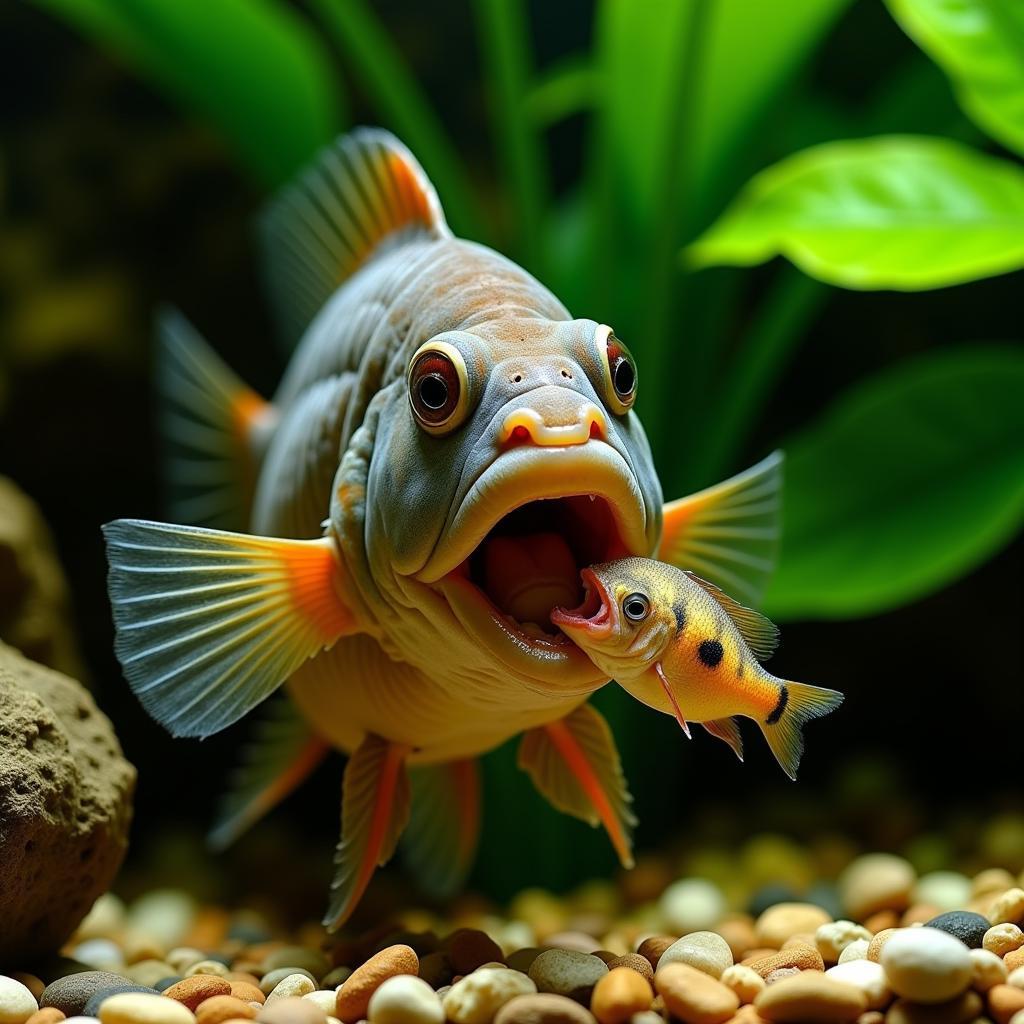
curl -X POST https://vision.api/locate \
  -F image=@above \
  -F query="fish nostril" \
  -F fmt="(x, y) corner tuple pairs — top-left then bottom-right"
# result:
(512, 374), (522, 383)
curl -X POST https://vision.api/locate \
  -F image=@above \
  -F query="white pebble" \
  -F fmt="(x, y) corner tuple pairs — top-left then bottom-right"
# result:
(719, 964), (765, 1003)
(304, 992), (340, 1014)
(880, 927), (971, 1004)
(969, 947), (1007, 991)
(75, 893), (128, 940)
(368, 976), (444, 1024)
(826, 959), (891, 1011)
(837, 939), (870, 964)
(72, 938), (125, 971)
(912, 871), (972, 913)
(815, 921), (872, 964)
(1009, 966), (1024, 989)
(443, 967), (535, 1024)
(0, 977), (38, 1024)
(127, 890), (196, 948)
(266, 974), (315, 1004)
(657, 931), (733, 979)
(659, 878), (727, 933)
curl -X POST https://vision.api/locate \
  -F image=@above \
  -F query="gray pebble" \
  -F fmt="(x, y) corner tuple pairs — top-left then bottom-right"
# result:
(41, 973), (133, 1016)
(527, 950), (607, 1005)
(84, 985), (159, 1016)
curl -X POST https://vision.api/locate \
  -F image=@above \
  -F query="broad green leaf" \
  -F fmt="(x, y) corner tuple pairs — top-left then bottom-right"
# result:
(686, 136), (1024, 289)
(886, 0), (1024, 158)
(765, 347), (1024, 620)
(34, 0), (343, 187)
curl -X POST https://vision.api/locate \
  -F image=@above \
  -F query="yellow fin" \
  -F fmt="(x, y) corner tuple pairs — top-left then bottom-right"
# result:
(761, 680), (844, 780)
(518, 704), (637, 869)
(683, 571), (780, 661)
(659, 451), (782, 606)
(403, 760), (480, 900)
(324, 735), (410, 931)
(104, 519), (358, 738)
(260, 127), (450, 347)
(702, 717), (744, 761)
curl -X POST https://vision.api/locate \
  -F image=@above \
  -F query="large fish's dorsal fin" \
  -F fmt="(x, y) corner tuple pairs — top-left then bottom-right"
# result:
(684, 570), (780, 661)
(260, 127), (451, 349)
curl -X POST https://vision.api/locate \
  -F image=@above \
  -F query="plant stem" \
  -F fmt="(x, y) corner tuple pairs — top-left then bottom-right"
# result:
(472, 0), (549, 274)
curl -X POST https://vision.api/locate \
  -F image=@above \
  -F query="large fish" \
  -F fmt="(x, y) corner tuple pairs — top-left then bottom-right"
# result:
(104, 129), (786, 927)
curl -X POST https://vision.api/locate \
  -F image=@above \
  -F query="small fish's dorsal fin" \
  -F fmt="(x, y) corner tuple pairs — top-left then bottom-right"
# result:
(260, 127), (450, 349)
(684, 570), (780, 661)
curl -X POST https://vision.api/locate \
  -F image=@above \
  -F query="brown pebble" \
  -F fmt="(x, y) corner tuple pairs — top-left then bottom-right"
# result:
(739, 951), (777, 965)
(990, 983), (1024, 1024)
(544, 934), (601, 955)
(590, 969), (652, 1024)
(493, 992), (597, 1024)
(417, 952), (452, 990)
(590, 952), (618, 966)
(747, 947), (825, 979)
(717, 919), (758, 962)
(443, 930), (504, 975)
(334, 944), (418, 1024)
(224, 976), (261, 989)
(725, 1007), (768, 1024)
(754, 972), (866, 1022)
(655, 963), (739, 1024)
(164, 977), (232, 1011)
(779, 936), (815, 953)
(507, 951), (545, 976)
(227, 985), (264, 1006)
(861, 911), (899, 935)
(197, 996), (257, 1024)
(900, 904), (941, 927)
(636, 937), (676, 971)
(883, 991), (982, 1024)
(1006, 947), (1024, 973)
(255, 997), (326, 1024)
(604, 956), (653, 984)
(866, 929), (897, 964)
(26, 1011), (65, 1024)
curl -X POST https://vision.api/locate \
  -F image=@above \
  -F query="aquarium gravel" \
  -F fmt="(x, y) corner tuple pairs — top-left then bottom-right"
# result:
(2, 848), (1024, 1024)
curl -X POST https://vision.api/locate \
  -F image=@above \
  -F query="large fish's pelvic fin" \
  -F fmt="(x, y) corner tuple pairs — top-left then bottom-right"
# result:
(683, 571), (780, 661)
(703, 717), (744, 761)
(208, 697), (330, 851)
(761, 681), (844, 781)
(518, 704), (637, 869)
(260, 127), (451, 349)
(157, 308), (275, 531)
(402, 759), (480, 900)
(325, 735), (411, 931)
(660, 450), (783, 607)
(103, 519), (359, 738)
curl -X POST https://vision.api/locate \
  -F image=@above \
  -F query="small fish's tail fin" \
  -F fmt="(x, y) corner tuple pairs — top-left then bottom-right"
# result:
(761, 681), (844, 781)
(156, 307), (276, 531)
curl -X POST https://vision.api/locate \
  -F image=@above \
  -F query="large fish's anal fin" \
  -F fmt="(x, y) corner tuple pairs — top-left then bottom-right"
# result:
(157, 308), (276, 531)
(324, 734), (411, 931)
(659, 450), (783, 608)
(518, 704), (637, 870)
(702, 717), (744, 761)
(208, 697), (331, 851)
(402, 759), (480, 899)
(260, 128), (451, 350)
(103, 519), (360, 738)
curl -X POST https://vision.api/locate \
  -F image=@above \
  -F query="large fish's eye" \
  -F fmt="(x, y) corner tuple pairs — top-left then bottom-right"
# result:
(408, 342), (469, 435)
(622, 592), (650, 622)
(597, 324), (638, 414)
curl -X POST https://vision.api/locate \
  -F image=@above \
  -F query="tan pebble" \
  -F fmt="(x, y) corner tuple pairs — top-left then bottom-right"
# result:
(838, 855), (915, 921)
(1009, 949), (1024, 973)
(255, 998), (326, 1024)
(738, 952), (776, 966)
(1010, 967), (1024, 989)
(227, 990), (262, 1009)
(779, 937), (815, 953)
(817, 923), (873, 965)
(723, 1006), (766, 1024)
(974, 870), (1017, 899)
(97, 994), (195, 1024)
(970, 948), (1008, 992)
(824, 961), (890, 1011)
(335, 947), (419, 1024)
(0, 978), (39, 1024)
(543, 935), (600, 956)
(265, 979), (314, 1008)
(26, 1012), (65, 1024)
(754, 972), (866, 1022)
(985, 925), (1024, 957)
(862, 912), (899, 936)
(719, 965), (765, 1004)
(185, 968), (229, 982)
(901, 905), (941, 927)
(603, 958), (652, 984)
(492, 992), (596, 1024)
(442, 969), (535, 1024)
(164, 979), (232, 1012)
(195, 998), (255, 1024)
(590, 970), (651, 1024)
(990, 890), (1024, 928)
(837, 941), (869, 965)
(854, 1014), (883, 1024)
(222, 981), (259, 991)
(12, 981), (45, 1005)
(763, 970), (801, 987)
(657, 932), (733, 979)
(755, 905), (832, 950)
(866, 929), (898, 964)
(747, 947), (825, 979)
(168, 952), (208, 976)
(125, 966), (175, 991)
(365, 976), (442, 1024)
(990, 984), (1024, 1024)
(297, 999), (333, 1018)
(883, 990), (981, 1024)
(654, 963), (738, 1024)
(717, 918), (758, 963)
(635, 938), (675, 972)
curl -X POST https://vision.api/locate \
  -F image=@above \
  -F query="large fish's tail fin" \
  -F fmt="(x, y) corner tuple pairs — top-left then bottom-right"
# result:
(760, 681), (844, 781)
(260, 127), (451, 350)
(156, 308), (276, 531)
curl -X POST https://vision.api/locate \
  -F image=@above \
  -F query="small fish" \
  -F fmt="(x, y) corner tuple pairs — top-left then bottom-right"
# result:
(552, 557), (843, 779)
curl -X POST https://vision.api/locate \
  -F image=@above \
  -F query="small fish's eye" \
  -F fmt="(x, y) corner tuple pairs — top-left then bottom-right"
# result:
(596, 325), (638, 414)
(622, 592), (650, 622)
(408, 342), (470, 435)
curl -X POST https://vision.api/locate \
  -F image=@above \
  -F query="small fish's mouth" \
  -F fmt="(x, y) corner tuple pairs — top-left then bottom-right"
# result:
(550, 568), (615, 638)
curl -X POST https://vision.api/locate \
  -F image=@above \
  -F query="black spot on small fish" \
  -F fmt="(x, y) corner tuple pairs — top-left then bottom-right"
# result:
(673, 601), (686, 632)
(736, 657), (745, 679)
(767, 683), (789, 725)
(698, 638), (723, 668)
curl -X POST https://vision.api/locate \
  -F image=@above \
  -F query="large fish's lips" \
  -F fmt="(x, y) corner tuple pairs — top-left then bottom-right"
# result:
(550, 568), (616, 640)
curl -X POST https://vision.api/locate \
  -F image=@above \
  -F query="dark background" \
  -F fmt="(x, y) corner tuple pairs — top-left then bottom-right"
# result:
(0, 1), (1020, 916)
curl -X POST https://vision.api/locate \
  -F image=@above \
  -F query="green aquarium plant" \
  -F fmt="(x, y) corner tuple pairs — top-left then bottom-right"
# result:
(31, 0), (1024, 889)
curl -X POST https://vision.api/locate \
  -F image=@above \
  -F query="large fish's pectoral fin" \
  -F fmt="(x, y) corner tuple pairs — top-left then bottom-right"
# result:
(518, 704), (637, 869)
(659, 451), (783, 608)
(156, 308), (276, 531)
(260, 127), (450, 349)
(325, 734), (411, 931)
(208, 697), (331, 851)
(402, 759), (480, 899)
(702, 717), (744, 761)
(103, 519), (360, 738)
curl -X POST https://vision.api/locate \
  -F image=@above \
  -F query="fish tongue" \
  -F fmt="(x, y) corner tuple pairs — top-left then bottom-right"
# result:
(484, 532), (580, 627)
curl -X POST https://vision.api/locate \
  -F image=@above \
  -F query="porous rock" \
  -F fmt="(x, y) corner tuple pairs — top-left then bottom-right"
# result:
(0, 642), (135, 960)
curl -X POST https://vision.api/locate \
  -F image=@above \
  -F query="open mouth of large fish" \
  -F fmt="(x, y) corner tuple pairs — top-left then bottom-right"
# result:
(422, 443), (650, 693)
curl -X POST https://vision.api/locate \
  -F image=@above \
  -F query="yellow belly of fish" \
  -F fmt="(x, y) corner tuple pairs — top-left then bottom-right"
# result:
(286, 633), (584, 764)
(619, 664), (756, 724)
